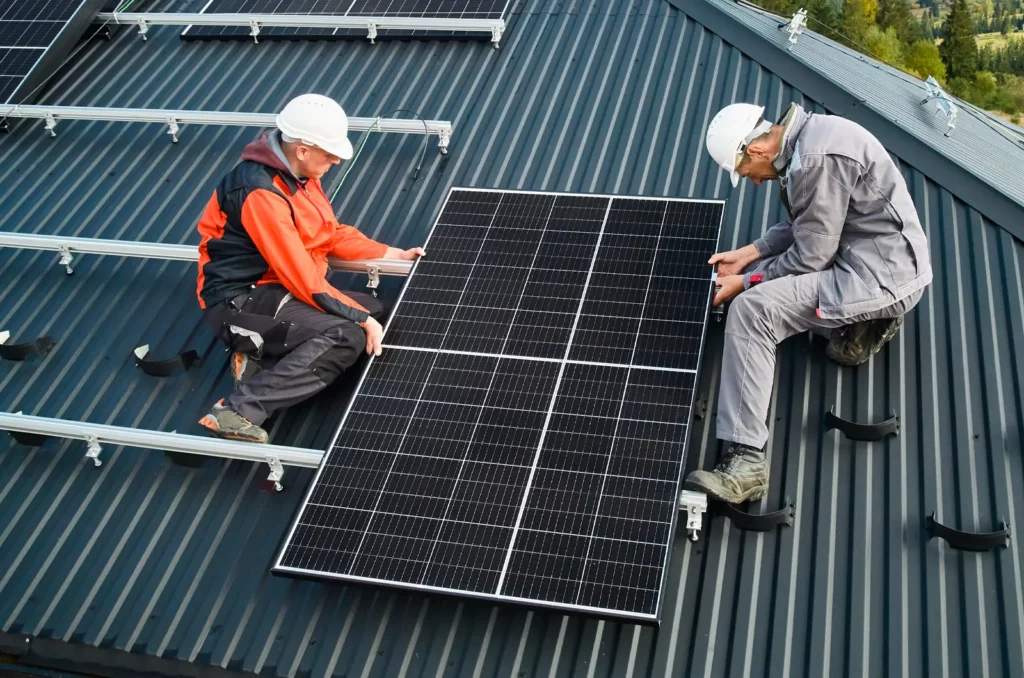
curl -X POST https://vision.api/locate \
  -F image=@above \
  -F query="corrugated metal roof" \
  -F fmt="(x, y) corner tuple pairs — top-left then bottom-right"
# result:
(1, 0), (1023, 676)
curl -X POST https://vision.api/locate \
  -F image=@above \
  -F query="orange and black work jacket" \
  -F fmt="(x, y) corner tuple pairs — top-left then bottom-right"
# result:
(195, 131), (388, 324)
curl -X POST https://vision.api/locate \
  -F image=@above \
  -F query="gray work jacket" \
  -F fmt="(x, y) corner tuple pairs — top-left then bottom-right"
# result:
(745, 106), (932, 320)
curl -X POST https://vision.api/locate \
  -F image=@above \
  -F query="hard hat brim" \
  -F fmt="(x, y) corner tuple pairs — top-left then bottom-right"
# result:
(322, 136), (354, 161)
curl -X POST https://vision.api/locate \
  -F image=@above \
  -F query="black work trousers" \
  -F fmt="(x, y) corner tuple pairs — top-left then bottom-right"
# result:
(203, 282), (387, 426)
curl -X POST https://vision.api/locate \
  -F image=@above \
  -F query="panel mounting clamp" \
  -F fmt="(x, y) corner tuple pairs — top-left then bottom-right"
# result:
(713, 497), (795, 532)
(928, 512), (1010, 552)
(826, 407), (900, 442)
(678, 490), (708, 541)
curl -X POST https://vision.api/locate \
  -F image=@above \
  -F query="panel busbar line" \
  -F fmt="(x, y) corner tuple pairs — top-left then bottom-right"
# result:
(182, 0), (510, 40)
(274, 189), (723, 623)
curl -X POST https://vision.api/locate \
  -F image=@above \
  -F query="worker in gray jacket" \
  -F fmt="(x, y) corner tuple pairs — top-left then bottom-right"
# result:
(685, 103), (932, 504)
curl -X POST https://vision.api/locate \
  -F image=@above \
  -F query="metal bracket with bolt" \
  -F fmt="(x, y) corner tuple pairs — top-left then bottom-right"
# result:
(678, 490), (708, 542)
(58, 246), (74, 275)
(264, 456), (285, 492)
(85, 435), (103, 466)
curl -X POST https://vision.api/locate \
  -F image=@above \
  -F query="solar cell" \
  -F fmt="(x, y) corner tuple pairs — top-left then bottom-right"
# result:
(183, 0), (509, 40)
(275, 189), (724, 623)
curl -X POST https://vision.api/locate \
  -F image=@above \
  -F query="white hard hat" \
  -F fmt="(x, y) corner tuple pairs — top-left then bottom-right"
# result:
(275, 93), (354, 160)
(705, 103), (771, 187)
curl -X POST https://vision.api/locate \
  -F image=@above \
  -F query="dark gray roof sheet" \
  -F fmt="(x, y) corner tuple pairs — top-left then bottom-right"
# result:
(1, 1), (1023, 676)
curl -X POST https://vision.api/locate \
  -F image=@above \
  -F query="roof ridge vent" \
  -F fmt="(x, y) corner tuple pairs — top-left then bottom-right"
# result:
(921, 76), (958, 137)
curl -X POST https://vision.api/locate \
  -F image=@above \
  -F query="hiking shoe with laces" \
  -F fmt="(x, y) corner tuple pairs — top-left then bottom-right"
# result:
(826, 316), (904, 367)
(199, 400), (268, 443)
(684, 444), (769, 504)
(230, 352), (263, 383)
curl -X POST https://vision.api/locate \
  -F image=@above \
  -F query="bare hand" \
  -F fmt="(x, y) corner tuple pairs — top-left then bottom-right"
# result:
(384, 246), (426, 261)
(709, 244), (760, 277)
(713, 275), (745, 306)
(363, 316), (383, 356)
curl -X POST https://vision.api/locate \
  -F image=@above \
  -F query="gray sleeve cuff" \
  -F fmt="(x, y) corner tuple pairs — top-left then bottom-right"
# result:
(753, 238), (771, 258)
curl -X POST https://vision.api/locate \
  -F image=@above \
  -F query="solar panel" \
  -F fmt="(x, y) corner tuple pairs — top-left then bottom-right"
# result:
(0, 0), (105, 105)
(274, 189), (723, 623)
(182, 0), (510, 41)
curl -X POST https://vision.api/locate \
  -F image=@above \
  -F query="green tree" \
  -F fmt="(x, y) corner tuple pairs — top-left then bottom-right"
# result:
(877, 0), (919, 44)
(905, 39), (948, 79)
(940, 0), (979, 80)
(920, 9), (936, 40)
(841, 0), (878, 43)
(864, 25), (906, 65)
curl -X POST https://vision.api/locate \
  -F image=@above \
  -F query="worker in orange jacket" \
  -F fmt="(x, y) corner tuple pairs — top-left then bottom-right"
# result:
(195, 94), (424, 443)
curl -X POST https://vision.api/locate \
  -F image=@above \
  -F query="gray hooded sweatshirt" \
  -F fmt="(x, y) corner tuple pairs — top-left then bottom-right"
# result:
(745, 105), (932, 320)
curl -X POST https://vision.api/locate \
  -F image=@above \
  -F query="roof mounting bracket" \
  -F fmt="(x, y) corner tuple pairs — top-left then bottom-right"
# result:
(8, 412), (51, 446)
(928, 512), (1010, 551)
(134, 345), (199, 376)
(134, 18), (150, 40)
(0, 332), (56, 361)
(678, 490), (708, 541)
(366, 21), (378, 44)
(438, 127), (451, 155)
(491, 23), (504, 47)
(249, 19), (260, 43)
(58, 245), (74, 275)
(782, 8), (807, 50)
(263, 456), (285, 492)
(826, 406), (899, 441)
(85, 434), (103, 467)
(713, 497), (795, 531)
(921, 76), (957, 137)
(44, 112), (57, 137)
(366, 265), (380, 296)
(166, 117), (180, 143)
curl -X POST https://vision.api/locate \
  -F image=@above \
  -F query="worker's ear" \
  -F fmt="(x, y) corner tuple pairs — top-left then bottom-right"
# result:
(746, 140), (773, 161)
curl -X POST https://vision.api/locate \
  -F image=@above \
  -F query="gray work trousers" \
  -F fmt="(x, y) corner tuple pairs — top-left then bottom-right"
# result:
(717, 262), (924, 448)
(205, 286), (386, 427)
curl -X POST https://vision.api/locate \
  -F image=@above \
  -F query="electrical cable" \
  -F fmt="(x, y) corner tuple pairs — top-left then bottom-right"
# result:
(328, 107), (432, 205)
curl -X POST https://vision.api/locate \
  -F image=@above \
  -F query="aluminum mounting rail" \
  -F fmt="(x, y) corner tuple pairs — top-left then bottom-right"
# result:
(0, 104), (453, 152)
(0, 232), (413, 286)
(0, 412), (322, 490)
(97, 11), (505, 46)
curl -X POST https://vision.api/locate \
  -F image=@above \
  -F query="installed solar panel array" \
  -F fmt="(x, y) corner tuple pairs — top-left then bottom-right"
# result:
(274, 189), (723, 623)
(183, 0), (509, 40)
(0, 0), (100, 103)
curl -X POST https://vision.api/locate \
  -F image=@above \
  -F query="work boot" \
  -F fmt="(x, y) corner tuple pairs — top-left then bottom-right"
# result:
(199, 400), (268, 443)
(826, 316), (904, 367)
(230, 351), (263, 383)
(684, 444), (769, 504)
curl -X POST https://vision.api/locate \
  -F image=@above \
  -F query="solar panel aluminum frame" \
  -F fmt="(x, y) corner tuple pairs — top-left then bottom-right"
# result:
(1, 0), (108, 105)
(273, 187), (724, 624)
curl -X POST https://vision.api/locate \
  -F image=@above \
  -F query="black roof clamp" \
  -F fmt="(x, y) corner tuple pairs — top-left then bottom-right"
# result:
(714, 497), (795, 532)
(7, 413), (51, 446)
(928, 512), (1010, 552)
(826, 406), (900, 442)
(134, 345), (199, 377)
(0, 330), (56, 361)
